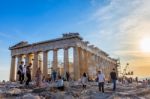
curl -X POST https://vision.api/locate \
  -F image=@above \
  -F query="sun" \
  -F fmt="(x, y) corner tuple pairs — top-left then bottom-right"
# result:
(140, 37), (150, 53)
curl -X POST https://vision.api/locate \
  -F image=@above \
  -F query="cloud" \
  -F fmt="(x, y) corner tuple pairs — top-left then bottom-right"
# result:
(85, 0), (150, 61)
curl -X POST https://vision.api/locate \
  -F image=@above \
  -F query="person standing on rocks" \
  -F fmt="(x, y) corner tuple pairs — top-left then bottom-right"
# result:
(26, 63), (32, 86)
(97, 70), (105, 93)
(17, 61), (24, 84)
(66, 72), (70, 81)
(52, 70), (57, 82)
(135, 77), (138, 84)
(110, 68), (117, 91)
(81, 73), (88, 89)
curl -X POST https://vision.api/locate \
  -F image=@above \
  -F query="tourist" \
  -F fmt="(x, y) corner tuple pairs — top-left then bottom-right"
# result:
(135, 77), (138, 84)
(35, 67), (42, 87)
(97, 70), (105, 93)
(17, 61), (24, 84)
(25, 63), (32, 86)
(81, 73), (88, 89)
(66, 71), (70, 81)
(52, 70), (57, 82)
(146, 78), (148, 85)
(2, 80), (5, 84)
(142, 80), (146, 87)
(56, 75), (64, 91)
(110, 68), (117, 91)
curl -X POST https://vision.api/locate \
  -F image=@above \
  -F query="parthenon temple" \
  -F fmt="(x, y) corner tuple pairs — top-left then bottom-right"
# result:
(9, 33), (118, 81)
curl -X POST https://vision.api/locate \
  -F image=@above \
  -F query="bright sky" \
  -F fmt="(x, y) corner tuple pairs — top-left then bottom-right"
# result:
(0, 0), (150, 81)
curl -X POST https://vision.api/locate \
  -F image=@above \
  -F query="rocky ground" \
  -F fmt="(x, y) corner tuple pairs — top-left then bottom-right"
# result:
(0, 81), (150, 99)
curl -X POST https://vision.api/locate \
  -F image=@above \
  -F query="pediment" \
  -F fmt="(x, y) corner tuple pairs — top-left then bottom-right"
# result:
(10, 41), (28, 49)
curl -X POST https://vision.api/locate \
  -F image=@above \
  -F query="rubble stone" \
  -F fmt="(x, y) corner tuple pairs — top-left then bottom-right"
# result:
(22, 93), (40, 99)
(0, 81), (150, 98)
(7, 88), (22, 95)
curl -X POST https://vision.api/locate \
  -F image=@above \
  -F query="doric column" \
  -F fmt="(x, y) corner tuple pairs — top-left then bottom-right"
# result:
(105, 60), (109, 80)
(83, 50), (88, 73)
(78, 48), (83, 76)
(53, 49), (58, 71)
(97, 56), (100, 70)
(95, 55), (99, 71)
(10, 56), (16, 81)
(108, 61), (111, 81)
(16, 55), (23, 80)
(101, 57), (105, 73)
(43, 51), (48, 78)
(73, 46), (80, 80)
(32, 52), (38, 78)
(99, 57), (103, 70)
(25, 54), (30, 65)
(87, 52), (91, 74)
(64, 47), (69, 74)
(103, 59), (107, 77)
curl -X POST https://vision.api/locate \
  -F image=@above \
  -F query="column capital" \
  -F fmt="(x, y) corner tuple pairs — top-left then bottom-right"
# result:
(43, 50), (48, 53)
(34, 51), (39, 54)
(53, 48), (58, 51)
(63, 47), (69, 50)
(17, 54), (22, 58)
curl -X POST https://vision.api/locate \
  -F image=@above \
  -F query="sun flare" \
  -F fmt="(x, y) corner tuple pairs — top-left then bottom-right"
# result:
(140, 37), (150, 52)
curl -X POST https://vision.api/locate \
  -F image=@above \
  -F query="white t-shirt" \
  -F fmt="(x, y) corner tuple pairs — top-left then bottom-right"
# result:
(98, 73), (105, 82)
(81, 77), (87, 85)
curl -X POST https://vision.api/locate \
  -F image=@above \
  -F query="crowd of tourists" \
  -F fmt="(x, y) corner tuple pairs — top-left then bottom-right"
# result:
(17, 61), (66, 90)
(16, 61), (150, 93)
(17, 61), (118, 93)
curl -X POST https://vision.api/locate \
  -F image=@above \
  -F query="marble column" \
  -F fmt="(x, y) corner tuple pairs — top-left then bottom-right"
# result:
(105, 60), (109, 80)
(16, 55), (22, 80)
(108, 61), (111, 81)
(101, 58), (105, 74)
(95, 55), (99, 71)
(103, 59), (107, 77)
(78, 48), (83, 76)
(32, 52), (38, 78)
(29, 54), (34, 64)
(87, 52), (91, 75)
(73, 46), (80, 80)
(25, 54), (30, 65)
(43, 51), (48, 78)
(100, 57), (103, 70)
(64, 48), (69, 74)
(83, 50), (88, 73)
(10, 56), (16, 81)
(98, 56), (100, 70)
(53, 49), (58, 71)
